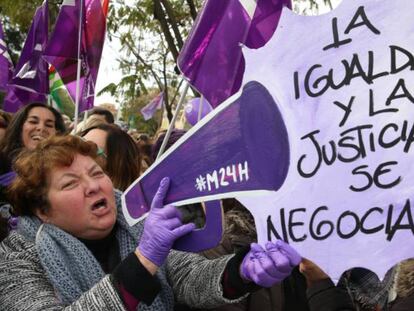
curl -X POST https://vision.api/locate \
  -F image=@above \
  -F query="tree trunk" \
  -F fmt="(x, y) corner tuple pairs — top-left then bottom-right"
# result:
(153, 0), (180, 61)
(160, 0), (183, 49)
(162, 52), (173, 122)
(186, 0), (197, 21)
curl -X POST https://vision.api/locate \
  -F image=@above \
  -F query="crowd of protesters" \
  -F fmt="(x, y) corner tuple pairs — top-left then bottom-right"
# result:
(0, 103), (413, 311)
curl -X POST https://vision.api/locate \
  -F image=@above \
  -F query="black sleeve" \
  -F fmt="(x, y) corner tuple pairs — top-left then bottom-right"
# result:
(111, 252), (162, 306)
(388, 294), (414, 311)
(307, 278), (355, 311)
(223, 246), (261, 298)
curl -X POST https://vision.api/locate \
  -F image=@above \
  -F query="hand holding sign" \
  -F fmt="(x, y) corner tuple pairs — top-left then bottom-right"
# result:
(240, 241), (301, 287)
(137, 178), (196, 267)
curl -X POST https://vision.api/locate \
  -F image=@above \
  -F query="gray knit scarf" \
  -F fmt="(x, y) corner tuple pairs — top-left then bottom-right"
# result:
(16, 190), (174, 310)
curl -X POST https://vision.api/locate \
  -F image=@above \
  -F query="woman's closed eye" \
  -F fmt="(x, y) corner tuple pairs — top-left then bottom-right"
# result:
(61, 179), (78, 190)
(45, 122), (55, 129)
(91, 170), (104, 178)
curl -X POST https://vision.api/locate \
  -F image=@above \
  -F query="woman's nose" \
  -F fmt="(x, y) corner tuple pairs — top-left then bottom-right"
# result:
(35, 122), (47, 133)
(84, 176), (100, 195)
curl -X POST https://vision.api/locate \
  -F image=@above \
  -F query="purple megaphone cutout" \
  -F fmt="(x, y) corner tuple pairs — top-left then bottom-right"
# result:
(122, 80), (290, 251)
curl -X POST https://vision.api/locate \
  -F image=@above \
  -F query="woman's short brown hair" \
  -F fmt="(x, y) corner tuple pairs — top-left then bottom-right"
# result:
(8, 135), (100, 216)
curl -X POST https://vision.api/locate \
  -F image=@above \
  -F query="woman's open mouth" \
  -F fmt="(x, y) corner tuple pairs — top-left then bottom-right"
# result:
(31, 135), (46, 142)
(91, 198), (110, 215)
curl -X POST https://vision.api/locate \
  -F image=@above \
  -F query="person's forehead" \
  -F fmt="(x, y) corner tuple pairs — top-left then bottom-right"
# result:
(51, 154), (97, 178)
(27, 107), (55, 120)
(90, 114), (107, 122)
(83, 129), (108, 150)
(84, 128), (107, 141)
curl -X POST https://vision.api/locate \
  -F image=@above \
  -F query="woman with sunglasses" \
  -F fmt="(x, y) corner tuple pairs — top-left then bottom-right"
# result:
(81, 124), (141, 191)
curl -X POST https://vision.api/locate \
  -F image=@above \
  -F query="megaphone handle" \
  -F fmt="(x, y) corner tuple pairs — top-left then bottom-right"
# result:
(173, 200), (223, 252)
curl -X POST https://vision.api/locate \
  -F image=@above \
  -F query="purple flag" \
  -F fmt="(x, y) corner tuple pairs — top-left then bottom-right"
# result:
(178, 0), (290, 108)
(3, 1), (49, 113)
(141, 92), (164, 120)
(43, 0), (109, 113)
(3, 87), (47, 113)
(0, 22), (13, 92)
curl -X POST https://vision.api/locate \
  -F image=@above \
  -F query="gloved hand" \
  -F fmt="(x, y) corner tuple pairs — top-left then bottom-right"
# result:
(138, 177), (195, 267)
(265, 240), (302, 269)
(240, 241), (301, 287)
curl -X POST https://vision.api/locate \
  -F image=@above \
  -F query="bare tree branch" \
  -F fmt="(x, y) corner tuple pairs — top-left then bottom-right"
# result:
(153, 0), (180, 61)
(160, 0), (184, 49)
(162, 51), (173, 121)
(186, 0), (197, 20)
(122, 36), (164, 89)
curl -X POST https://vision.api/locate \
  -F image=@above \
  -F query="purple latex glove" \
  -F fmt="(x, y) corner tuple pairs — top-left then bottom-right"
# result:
(240, 241), (301, 287)
(138, 177), (196, 267)
(8, 217), (18, 230)
(265, 240), (302, 268)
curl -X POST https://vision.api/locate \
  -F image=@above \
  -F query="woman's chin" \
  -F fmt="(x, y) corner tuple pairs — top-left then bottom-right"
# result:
(84, 216), (117, 239)
(81, 226), (115, 240)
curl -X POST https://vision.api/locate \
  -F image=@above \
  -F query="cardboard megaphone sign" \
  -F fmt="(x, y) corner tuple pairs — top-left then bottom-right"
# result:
(122, 81), (290, 251)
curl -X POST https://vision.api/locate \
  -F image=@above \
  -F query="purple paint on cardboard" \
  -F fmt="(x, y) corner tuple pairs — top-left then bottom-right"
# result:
(123, 81), (289, 220)
(173, 200), (223, 252)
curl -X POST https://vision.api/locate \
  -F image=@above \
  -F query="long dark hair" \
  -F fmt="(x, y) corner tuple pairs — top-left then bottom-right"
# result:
(0, 103), (66, 173)
(81, 124), (141, 191)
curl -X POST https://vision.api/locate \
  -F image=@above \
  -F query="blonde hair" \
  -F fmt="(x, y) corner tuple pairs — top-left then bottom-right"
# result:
(73, 115), (107, 135)
(396, 259), (414, 298)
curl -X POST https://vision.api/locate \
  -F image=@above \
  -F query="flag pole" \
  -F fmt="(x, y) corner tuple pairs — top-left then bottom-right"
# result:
(197, 94), (204, 122)
(158, 99), (165, 129)
(156, 79), (190, 160)
(178, 101), (186, 129)
(73, 0), (84, 132)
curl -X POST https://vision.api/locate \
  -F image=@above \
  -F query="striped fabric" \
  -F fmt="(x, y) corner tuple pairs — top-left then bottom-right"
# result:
(0, 190), (246, 310)
(0, 233), (126, 310)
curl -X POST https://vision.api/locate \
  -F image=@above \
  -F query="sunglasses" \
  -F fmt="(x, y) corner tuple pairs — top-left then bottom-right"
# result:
(96, 147), (107, 159)
(79, 135), (107, 159)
